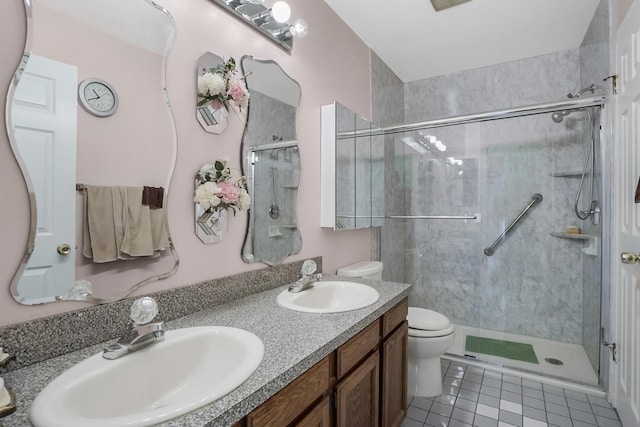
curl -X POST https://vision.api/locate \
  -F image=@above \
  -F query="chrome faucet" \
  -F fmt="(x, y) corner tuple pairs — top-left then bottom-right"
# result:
(103, 297), (165, 360)
(288, 260), (323, 293)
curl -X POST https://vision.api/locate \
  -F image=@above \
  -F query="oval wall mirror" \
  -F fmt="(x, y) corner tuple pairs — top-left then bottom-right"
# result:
(7, 0), (178, 304)
(240, 56), (302, 266)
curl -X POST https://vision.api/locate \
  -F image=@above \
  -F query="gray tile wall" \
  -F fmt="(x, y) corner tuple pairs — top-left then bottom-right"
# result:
(370, 51), (407, 281)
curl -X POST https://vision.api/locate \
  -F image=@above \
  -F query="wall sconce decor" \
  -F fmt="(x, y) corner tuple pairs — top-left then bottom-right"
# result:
(210, 0), (308, 51)
(194, 160), (251, 244)
(196, 52), (250, 134)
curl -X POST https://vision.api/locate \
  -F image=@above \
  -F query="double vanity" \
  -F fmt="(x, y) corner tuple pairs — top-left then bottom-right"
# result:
(1, 274), (410, 426)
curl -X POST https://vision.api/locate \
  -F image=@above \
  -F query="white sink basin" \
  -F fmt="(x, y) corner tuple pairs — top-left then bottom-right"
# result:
(277, 280), (379, 313)
(30, 326), (264, 427)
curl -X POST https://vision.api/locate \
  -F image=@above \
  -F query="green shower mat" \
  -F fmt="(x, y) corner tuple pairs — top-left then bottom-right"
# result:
(465, 336), (539, 364)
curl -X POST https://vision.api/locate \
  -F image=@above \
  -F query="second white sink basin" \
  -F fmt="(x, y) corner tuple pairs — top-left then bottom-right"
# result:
(277, 280), (380, 313)
(29, 326), (263, 427)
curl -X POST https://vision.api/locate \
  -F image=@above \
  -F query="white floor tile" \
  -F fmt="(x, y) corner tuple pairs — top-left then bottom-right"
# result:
(523, 417), (548, 427)
(476, 403), (500, 419)
(500, 399), (523, 415)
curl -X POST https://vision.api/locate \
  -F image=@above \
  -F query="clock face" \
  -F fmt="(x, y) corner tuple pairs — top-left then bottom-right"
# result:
(78, 79), (118, 117)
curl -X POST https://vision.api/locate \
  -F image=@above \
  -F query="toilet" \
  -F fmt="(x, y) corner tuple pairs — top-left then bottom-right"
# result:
(407, 307), (455, 397)
(337, 261), (455, 398)
(336, 260), (383, 280)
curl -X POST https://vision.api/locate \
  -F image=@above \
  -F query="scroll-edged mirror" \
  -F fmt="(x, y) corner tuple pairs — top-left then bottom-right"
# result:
(240, 56), (302, 266)
(7, 0), (178, 305)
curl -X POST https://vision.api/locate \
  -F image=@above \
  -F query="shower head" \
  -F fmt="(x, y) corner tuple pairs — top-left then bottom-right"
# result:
(566, 84), (603, 99)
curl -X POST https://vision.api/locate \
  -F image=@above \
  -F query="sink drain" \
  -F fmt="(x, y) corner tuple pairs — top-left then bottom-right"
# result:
(545, 357), (564, 366)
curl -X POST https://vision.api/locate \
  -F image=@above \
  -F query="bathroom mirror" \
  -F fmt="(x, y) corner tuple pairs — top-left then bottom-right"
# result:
(240, 56), (302, 266)
(7, 0), (178, 304)
(320, 102), (385, 230)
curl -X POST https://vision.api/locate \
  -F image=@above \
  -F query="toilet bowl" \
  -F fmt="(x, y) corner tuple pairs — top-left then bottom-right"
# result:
(336, 261), (455, 398)
(407, 307), (455, 397)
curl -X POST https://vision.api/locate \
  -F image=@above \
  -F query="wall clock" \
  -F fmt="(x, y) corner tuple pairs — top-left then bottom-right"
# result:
(78, 78), (119, 117)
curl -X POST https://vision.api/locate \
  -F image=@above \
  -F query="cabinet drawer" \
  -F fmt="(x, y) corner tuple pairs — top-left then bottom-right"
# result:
(382, 298), (408, 337)
(247, 356), (332, 427)
(336, 319), (380, 379)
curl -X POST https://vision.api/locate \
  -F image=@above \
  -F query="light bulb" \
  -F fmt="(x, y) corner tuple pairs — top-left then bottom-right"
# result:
(290, 18), (308, 37)
(271, 1), (291, 23)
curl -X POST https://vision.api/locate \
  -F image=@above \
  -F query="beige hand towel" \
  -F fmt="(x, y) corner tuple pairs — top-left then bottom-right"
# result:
(149, 208), (169, 251)
(119, 186), (155, 258)
(83, 186), (118, 263)
(83, 185), (169, 262)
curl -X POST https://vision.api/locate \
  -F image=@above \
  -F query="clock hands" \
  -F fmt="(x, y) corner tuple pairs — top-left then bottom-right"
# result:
(87, 89), (101, 101)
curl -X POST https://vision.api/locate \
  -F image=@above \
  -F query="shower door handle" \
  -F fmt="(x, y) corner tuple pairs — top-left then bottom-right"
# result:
(620, 252), (640, 264)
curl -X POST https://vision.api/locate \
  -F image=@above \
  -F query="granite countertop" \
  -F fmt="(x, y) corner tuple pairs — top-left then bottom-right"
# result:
(2, 277), (411, 427)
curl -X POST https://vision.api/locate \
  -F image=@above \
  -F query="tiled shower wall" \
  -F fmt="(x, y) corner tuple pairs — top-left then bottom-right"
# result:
(372, 1), (608, 364)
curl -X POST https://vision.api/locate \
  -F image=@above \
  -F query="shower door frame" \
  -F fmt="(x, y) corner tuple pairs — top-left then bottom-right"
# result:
(375, 94), (610, 386)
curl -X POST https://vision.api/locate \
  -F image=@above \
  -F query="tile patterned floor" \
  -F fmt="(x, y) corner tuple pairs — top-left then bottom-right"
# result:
(402, 360), (622, 427)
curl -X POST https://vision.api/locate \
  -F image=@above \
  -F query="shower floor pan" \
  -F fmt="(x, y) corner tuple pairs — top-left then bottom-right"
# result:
(447, 324), (598, 386)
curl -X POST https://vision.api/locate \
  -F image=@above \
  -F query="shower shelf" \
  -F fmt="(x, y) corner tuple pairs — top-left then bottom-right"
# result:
(549, 232), (599, 257)
(549, 232), (591, 240)
(283, 185), (299, 189)
(550, 171), (583, 178)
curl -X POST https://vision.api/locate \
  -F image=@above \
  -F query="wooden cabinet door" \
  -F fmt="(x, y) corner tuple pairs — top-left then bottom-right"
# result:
(335, 351), (380, 427)
(295, 396), (332, 427)
(381, 322), (408, 427)
(247, 356), (332, 427)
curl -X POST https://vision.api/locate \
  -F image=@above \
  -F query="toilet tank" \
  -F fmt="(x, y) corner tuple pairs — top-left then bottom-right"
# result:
(336, 261), (383, 280)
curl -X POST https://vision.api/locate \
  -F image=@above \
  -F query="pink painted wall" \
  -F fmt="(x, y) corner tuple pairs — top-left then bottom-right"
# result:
(0, 0), (373, 326)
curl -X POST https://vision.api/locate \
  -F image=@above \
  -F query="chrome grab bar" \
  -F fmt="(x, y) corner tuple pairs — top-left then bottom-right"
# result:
(484, 193), (543, 256)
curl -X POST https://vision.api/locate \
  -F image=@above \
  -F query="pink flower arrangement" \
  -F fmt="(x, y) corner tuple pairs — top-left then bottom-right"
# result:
(197, 57), (250, 111)
(194, 160), (250, 214)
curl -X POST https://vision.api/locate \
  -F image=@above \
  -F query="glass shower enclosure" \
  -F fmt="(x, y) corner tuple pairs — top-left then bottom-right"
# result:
(380, 95), (606, 386)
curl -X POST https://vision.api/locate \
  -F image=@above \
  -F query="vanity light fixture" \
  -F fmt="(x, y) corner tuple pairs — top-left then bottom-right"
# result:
(270, 1), (290, 23)
(429, 0), (472, 12)
(211, 0), (308, 51)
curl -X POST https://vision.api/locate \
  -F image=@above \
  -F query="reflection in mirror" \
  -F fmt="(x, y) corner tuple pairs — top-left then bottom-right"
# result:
(240, 56), (302, 266)
(7, 0), (178, 304)
(321, 102), (385, 230)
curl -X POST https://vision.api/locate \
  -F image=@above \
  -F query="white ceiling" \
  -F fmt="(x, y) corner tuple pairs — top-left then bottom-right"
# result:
(323, 0), (601, 83)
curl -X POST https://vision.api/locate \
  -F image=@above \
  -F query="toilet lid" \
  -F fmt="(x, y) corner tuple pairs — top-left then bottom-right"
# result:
(408, 324), (455, 338)
(407, 307), (451, 331)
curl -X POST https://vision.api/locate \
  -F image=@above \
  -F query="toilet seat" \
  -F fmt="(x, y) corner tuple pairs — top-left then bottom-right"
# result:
(407, 307), (455, 338)
(409, 324), (455, 338)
